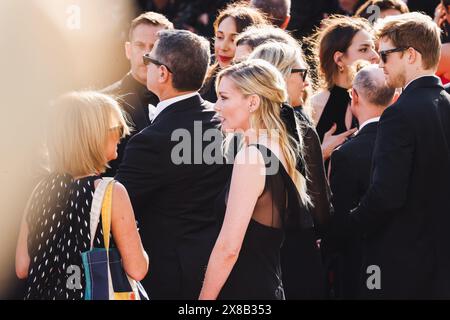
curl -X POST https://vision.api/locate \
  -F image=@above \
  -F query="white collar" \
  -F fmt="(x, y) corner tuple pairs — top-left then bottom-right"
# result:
(404, 74), (438, 90)
(149, 92), (198, 122)
(357, 117), (380, 134)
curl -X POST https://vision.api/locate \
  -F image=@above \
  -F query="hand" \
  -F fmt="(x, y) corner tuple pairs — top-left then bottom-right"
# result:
(321, 124), (357, 161)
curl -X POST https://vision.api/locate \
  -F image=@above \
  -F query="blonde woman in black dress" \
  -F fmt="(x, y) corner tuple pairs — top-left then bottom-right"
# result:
(199, 59), (311, 300)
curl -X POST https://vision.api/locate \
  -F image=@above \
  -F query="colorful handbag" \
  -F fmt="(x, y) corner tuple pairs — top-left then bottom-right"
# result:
(81, 178), (149, 300)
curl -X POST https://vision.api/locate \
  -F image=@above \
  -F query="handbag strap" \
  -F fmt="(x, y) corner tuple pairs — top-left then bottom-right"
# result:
(101, 180), (114, 250)
(89, 178), (114, 249)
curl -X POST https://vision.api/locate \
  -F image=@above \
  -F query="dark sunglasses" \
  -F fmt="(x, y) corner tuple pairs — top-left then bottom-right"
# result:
(143, 53), (173, 73)
(291, 68), (308, 81)
(378, 47), (421, 64)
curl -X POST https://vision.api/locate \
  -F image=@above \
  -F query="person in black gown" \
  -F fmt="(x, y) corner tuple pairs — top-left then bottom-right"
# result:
(249, 41), (331, 299)
(199, 60), (313, 300)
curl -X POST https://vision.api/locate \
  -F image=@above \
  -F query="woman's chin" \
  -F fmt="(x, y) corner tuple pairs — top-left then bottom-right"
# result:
(106, 153), (118, 162)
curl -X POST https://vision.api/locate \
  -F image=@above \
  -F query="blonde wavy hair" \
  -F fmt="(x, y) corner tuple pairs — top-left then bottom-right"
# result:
(46, 91), (130, 177)
(216, 59), (310, 205)
(249, 41), (313, 120)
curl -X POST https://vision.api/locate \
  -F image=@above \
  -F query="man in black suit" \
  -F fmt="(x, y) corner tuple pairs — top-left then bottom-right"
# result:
(329, 65), (396, 299)
(102, 12), (173, 176)
(116, 29), (230, 299)
(329, 12), (450, 299)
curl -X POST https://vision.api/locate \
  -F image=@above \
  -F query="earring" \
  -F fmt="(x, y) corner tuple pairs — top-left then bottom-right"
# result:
(339, 65), (344, 72)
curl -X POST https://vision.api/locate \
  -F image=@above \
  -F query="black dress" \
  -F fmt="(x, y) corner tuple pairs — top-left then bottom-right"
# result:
(280, 106), (332, 299)
(214, 144), (313, 300)
(316, 86), (352, 143)
(24, 174), (114, 300)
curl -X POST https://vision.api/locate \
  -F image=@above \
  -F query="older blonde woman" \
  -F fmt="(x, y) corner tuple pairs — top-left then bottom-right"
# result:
(15, 91), (148, 300)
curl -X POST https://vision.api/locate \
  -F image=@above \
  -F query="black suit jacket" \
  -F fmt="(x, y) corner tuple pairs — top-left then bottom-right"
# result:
(102, 72), (159, 176)
(444, 83), (450, 95)
(116, 94), (230, 299)
(329, 121), (378, 299)
(330, 76), (450, 299)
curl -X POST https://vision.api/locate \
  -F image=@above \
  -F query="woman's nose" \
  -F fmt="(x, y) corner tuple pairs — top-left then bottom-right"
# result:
(220, 40), (230, 52)
(370, 49), (380, 64)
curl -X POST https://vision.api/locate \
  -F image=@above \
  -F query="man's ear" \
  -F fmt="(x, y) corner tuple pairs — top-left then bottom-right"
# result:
(352, 88), (359, 105)
(125, 42), (131, 61)
(407, 47), (418, 65)
(280, 15), (291, 30)
(158, 66), (171, 84)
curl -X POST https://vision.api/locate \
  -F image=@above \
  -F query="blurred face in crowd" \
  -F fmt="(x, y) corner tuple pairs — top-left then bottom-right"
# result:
(339, 0), (359, 13)
(378, 38), (407, 88)
(215, 17), (239, 68)
(215, 76), (255, 132)
(234, 44), (253, 62)
(126, 23), (166, 85)
(286, 58), (309, 107)
(342, 30), (379, 66)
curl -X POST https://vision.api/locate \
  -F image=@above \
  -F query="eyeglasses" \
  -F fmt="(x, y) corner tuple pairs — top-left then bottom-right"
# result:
(143, 53), (173, 73)
(378, 47), (421, 64)
(291, 68), (308, 81)
(109, 125), (124, 138)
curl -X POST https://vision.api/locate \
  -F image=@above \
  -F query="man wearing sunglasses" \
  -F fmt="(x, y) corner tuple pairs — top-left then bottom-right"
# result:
(327, 12), (450, 299)
(102, 12), (173, 177)
(116, 29), (230, 299)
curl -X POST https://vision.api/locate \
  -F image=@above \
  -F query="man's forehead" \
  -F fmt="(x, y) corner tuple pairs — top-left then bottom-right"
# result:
(131, 24), (165, 42)
(378, 37), (394, 50)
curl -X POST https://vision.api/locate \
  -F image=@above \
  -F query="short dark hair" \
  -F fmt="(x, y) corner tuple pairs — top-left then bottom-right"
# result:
(155, 30), (211, 92)
(213, 1), (269, 35)
(129, 11), (173, 41)
(250, 0), (291, 27)
(355, 0), (409, 20)
(353, 65), (395, 106)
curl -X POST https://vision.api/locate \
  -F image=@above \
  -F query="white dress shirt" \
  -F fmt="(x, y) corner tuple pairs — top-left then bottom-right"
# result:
(404, 75), (439, 91)
(149, 92), (199, 123)
(357, 117), (380, 135)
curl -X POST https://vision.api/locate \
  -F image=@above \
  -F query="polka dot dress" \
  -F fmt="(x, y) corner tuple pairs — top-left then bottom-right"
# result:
(25, 173), (114, 300)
